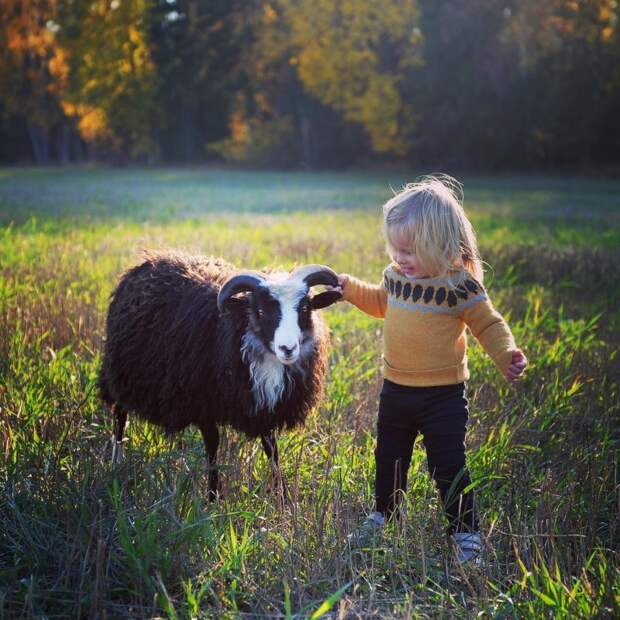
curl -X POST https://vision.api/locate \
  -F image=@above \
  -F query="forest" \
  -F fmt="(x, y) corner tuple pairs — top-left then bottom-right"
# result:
(2, 0), (620, 169)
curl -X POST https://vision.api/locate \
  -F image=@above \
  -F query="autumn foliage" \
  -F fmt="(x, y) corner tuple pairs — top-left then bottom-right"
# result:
(1, 0), (619, 167)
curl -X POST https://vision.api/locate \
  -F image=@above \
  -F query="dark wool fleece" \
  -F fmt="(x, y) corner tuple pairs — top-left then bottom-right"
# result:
(98, 251), (329, 439)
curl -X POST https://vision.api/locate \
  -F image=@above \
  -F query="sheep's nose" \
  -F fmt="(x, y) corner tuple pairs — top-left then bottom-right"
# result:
(278, 344), (298, 357)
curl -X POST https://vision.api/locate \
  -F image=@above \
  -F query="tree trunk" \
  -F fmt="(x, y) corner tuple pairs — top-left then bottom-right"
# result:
(183, 116), (194, 162)
(73, 130), (84, 162)
(85, 139), (96, 163)
(26, 123), (50, 164)
(58, 123), (70, 164)
(299, 112), (313, 168)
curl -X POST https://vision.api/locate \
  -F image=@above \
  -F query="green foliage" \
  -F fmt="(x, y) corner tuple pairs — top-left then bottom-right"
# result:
(209, 116), (301, 168)
(58, 0), (160, 158)
(0, 170), (618, 617)
(150, 0), (246, 162)
(280, 0), (421, 155)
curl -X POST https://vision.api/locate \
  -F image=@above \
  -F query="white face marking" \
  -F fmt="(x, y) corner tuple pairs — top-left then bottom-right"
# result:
(263, 277), (306, 365)
(240, 272), (317, 413)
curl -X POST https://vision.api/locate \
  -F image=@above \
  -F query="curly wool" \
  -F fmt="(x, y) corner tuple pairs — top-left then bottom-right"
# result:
(98, 251), (329, 439)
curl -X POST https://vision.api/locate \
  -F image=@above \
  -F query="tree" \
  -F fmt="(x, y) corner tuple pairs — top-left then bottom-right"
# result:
(280, 0), (422, 157)
(58, 0), (160, 161)
(208, 1), (369, 168)
(0, 0), (69, 162)
(404, 0), (525, 169)
(503, 0), (620, 165)
(149, 0), (246, 162)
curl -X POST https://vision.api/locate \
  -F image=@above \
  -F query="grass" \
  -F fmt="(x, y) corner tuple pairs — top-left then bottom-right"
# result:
(0, 167), (619, 618)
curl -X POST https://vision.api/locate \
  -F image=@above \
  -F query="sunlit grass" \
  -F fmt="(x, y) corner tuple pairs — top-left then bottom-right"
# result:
(0, 168), (618, 617)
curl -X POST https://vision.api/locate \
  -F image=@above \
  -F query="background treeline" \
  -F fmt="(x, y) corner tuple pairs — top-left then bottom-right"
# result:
(1, 0), (619, 169)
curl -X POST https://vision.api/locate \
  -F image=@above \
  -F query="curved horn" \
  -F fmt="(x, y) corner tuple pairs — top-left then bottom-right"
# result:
(290, 264), (339, 289)
(217, 272), (266, 312)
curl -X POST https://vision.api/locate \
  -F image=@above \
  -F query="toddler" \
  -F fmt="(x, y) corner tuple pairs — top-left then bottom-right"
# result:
(337, 175), (527, 563)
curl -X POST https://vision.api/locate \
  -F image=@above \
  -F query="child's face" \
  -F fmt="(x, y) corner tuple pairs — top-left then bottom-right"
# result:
(388, 229), (428, 278)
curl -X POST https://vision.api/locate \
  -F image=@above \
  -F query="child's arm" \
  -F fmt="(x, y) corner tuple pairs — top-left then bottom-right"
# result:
(339, 273), (387, 319)
(461, 294), (527, 382)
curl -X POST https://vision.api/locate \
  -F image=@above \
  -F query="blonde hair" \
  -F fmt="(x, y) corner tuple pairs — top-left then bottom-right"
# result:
(382, 174), (483, 283)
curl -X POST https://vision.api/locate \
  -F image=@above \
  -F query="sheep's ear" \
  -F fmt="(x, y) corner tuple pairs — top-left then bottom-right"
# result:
(310, 290), (342, 310)
(217, 273), (265, 313)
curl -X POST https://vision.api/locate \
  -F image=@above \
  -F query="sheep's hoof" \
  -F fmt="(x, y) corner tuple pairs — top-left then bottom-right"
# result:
(111, 440), (124, 464)
(207, 490), (223, 503)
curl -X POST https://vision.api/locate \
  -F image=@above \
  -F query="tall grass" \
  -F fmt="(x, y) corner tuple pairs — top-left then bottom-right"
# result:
(1, 169), (618, 618)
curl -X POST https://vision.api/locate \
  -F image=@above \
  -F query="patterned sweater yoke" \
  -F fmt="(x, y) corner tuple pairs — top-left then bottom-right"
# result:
(343, 265), (516, 387)
(382, 267), (487, 315)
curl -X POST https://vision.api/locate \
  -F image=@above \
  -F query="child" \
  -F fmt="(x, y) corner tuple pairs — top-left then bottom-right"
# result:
(337, 175), (527, 563)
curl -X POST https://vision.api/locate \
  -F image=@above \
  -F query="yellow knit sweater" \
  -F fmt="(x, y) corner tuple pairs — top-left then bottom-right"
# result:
(343, 265), (516, 386)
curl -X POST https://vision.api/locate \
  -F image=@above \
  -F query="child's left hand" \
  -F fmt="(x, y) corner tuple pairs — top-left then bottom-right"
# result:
(505, 349), (527, 382)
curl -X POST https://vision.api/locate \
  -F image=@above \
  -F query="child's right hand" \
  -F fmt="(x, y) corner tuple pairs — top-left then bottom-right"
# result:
(326, 273), (349, 294)
(324, 273), (348, 298)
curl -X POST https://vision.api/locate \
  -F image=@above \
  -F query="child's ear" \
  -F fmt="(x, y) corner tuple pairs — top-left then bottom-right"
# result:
(310, 290), (342, 310)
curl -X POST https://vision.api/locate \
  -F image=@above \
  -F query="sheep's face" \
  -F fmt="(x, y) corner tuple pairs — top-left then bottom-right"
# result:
(219, 264), (340, 370)
(250, 277), (314, 366)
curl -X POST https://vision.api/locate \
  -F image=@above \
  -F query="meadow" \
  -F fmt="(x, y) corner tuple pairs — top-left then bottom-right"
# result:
(0, 167), (618, 619)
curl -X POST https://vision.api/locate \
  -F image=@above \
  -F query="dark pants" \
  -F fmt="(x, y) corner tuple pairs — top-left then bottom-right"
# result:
(375, 379), (478, 534)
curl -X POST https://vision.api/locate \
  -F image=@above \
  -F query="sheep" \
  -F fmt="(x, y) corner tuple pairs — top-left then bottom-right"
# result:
(98, 251), (341, 499)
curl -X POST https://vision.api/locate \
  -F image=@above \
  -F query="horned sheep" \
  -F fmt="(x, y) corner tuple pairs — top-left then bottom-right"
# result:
(98, 251), (341, 498)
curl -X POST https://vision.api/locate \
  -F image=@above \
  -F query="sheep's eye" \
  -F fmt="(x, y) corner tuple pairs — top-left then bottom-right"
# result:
(300, 304), (309, 314)
(257, 308), (264, 317)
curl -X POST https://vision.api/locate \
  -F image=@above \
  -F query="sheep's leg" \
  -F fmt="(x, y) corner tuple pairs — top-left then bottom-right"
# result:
(261, 433), (289, 501)
(111, 405), (127, 464)
(199, 423), (220, 502)
(260, 433), (279, 465)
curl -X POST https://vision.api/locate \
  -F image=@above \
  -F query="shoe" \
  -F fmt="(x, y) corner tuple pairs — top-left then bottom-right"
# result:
(347, 511), (385, 547)
(453, 532), (482, 565)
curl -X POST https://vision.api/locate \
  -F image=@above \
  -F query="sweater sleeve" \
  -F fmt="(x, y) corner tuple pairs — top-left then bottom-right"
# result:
(461, 294), (516, 375)
(342, 276), (388, 319)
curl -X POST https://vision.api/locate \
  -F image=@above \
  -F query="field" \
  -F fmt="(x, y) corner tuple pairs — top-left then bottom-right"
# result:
(1, 167), (619, 619)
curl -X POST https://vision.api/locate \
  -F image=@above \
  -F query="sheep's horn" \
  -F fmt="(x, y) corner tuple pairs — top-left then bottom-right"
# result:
(217, 272), (266, 312)
(291, 264), (339, 289)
